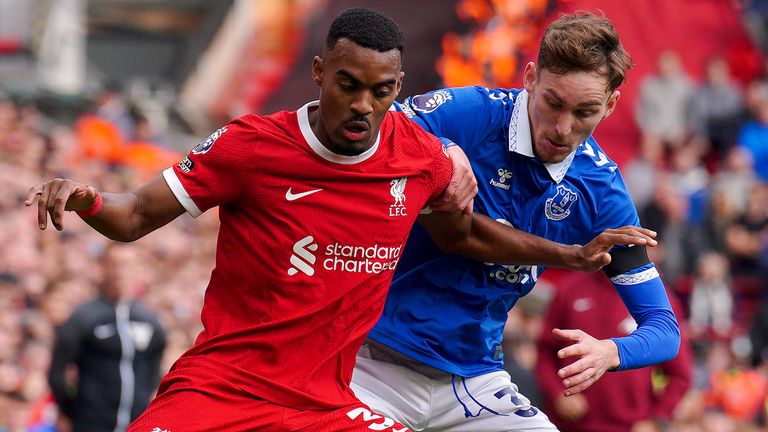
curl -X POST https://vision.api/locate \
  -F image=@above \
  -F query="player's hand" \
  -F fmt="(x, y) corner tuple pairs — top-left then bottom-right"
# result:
(573, 226), (657, 272)
(553, 393), (588, 422)
(25, 178), (99, 231)
(431, 145), (477, 215)
(553, 328), (620, 396)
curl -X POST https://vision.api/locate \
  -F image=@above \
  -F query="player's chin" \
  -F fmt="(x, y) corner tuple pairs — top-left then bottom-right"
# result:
(333, 134), (373, 156)
(540, 152), (569, 164)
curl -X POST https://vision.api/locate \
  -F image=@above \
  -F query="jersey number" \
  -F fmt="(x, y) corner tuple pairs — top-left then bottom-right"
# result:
(582, 143), (610, 167)
(494, 388), (539, 418)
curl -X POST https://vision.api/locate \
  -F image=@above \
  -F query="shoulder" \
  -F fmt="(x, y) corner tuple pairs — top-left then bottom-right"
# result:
(402, 86), (516, 116)
(189, 112), (295, 161)
(131, 302), (163, 325)
(385, 112), (451, 174)
(387, 111), (443, 147)
(63, 299), (107, 328)
(572, 137), (622, 182)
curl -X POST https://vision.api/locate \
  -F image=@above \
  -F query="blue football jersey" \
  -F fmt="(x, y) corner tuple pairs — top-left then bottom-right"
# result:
(369, 86), (642, 377)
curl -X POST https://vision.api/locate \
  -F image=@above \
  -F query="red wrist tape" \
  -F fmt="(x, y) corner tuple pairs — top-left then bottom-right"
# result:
(76, 192), (103, 218)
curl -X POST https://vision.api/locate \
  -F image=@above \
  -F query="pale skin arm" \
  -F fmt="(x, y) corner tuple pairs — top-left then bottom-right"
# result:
(419, 211), (657, 272)
(25, 176), (185, 241)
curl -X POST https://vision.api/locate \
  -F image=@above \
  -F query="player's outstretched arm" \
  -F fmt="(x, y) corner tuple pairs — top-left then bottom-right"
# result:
(25, 176), (185, 241)
(554, 246), (681, 396)
(419, 213), (656, 272)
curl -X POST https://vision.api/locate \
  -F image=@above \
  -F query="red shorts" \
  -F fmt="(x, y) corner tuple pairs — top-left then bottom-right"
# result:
(128, 366), (410, 432)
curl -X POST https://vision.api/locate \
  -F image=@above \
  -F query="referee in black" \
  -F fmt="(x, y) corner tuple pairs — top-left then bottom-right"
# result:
(48, 243), (166, 432)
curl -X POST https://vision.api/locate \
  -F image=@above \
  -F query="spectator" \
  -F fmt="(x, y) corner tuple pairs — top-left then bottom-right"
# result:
(701, 341), (768, 427)
(724, 183), (768, 277)
(48, 243), (166, 432)
(640, 173), (701, 284)
(737, 82), (768, 181)
(688, 55), (744, 156)
(689, 252), (733, 338)
(636, 50), (694, 154)
(709, 146), (757, 219)
(623, 133), (665, 213)
(536, 271), (693, 431)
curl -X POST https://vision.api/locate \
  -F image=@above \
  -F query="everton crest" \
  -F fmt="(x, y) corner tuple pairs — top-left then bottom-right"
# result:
(545, 185), (577, 221)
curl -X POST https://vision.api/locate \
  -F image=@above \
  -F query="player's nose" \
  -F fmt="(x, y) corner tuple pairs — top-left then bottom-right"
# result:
(554, 113), (573, 137)
(350, 91), (374, 116)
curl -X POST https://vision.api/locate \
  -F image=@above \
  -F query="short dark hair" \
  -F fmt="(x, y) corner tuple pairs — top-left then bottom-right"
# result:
(326, 8), (405, 54)
(538, 11), (633, 91)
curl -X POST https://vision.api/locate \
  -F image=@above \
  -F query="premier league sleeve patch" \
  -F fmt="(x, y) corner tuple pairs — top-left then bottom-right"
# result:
(409, 90), (453, 114)
(192, 126), (228, 155)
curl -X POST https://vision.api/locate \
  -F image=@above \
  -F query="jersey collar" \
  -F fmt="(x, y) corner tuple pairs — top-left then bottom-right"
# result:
(508, 90), (575, 184)
(297, 101), (381, 165)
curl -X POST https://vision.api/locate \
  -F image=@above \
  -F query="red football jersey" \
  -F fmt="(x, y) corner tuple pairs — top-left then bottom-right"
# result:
(162, 101), (452, 410)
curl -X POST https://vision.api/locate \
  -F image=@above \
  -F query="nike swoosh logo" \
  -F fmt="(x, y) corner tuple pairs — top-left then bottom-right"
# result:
(286, 187), (323, 201)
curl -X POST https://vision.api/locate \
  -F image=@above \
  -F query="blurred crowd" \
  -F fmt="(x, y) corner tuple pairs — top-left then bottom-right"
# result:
(0, 92), (216, 431)
(436, 0), (554, 88)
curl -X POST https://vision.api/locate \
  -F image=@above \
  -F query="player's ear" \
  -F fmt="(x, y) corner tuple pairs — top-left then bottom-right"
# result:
(312, 56), (323, 86)
(523, 62), (536, 93)
(602, 90), (620, 119)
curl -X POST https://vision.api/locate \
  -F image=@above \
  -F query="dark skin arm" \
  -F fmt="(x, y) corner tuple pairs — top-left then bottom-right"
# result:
(27, 176), (655, 272)
(25, 176), (185, 241)
(418, 211), (657, 272)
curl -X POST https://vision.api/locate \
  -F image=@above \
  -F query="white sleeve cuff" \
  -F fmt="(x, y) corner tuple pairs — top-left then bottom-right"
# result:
(162, 168), (203, 217)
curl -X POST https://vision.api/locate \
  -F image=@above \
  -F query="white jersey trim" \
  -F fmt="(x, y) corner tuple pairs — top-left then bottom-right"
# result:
(297, 101), (380, 165)
(162, 168), (203, 217)
(508, 89), (575, 184)
(610, 267), (660, 285)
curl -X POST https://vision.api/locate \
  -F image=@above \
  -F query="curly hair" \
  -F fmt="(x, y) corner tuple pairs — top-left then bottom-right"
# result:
(538, 11), (633, 91)
(326, 8), (405, 54)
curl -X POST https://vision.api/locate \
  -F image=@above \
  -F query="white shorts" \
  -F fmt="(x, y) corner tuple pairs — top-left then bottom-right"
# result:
(351, 344), (558, 432)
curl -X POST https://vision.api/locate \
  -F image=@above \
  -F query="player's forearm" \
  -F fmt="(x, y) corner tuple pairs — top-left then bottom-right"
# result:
(446, 214), (580, 266)
(79, 192), (148, 242)
(81, 176), (185, 242)
(610, 265), (681, 370)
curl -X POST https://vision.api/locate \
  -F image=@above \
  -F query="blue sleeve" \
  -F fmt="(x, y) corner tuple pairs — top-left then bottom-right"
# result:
(394, 86), (512, 153)
(609, 263), (681, 370)
(591, 163), (680, 369)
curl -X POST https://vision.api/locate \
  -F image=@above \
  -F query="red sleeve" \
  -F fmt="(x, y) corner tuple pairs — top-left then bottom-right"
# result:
(535, 285), (569, 401)
(651, 294), (694, 419)
(163, 116), (257, 216)
(428, 139), (452, 203)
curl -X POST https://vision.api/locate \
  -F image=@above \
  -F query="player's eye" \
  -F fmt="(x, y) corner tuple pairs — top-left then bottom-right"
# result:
(575, 110), (597, 119)
(339, 82), (356, 92)
(545, 98), (562, 110)
(374, 88), (392, 98)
